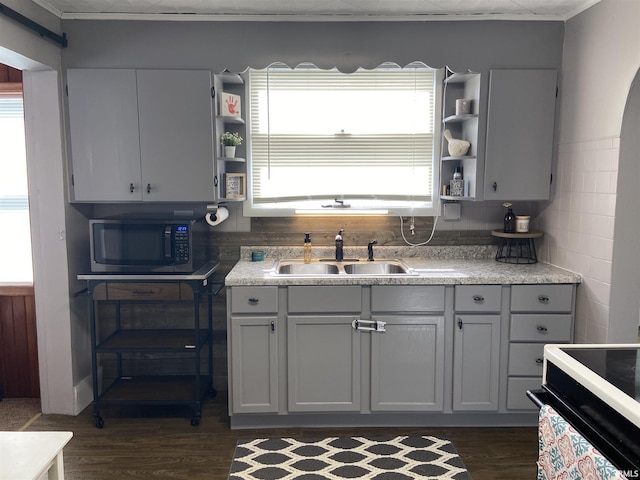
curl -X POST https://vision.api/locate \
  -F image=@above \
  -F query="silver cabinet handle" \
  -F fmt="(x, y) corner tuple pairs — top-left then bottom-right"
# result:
(538, 295), (550, 303)
(536, 325), (548, 333)
(352, 319), (386, 332)
(270, 321), (275, 332)
(248, 297), (259, 306)
(472, 295), (485, 303)
(458, 318), (463, 330)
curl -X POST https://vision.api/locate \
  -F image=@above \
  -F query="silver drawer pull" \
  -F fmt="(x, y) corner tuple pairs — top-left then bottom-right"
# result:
(536, 325), (549, 333)
(184, 345), (196, 349)
(535, 358), (544, 365)
(538, 295), (550, 303)
(248, 297), (260, 306)
(472, 295), (485, 303)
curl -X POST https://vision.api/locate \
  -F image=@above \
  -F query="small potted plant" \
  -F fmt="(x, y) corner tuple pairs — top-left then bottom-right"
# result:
(221, 131), (243, 158)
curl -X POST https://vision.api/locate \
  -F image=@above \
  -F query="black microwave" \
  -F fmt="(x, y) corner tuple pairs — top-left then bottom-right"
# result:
(89, 219), (207, 273)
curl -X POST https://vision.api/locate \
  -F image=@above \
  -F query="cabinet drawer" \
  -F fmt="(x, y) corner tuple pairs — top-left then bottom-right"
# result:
(508, 343), (545, 376)
(371, 285), (445, 313)
(231, 286), (278, 313)
(289, 286), (361, 313)
(105, 283), (188, 300)
(454, 285), (501, 312)
(510, 314), (572, 342)
(507, 377), (541, 410)
(510, 284), (573, 312)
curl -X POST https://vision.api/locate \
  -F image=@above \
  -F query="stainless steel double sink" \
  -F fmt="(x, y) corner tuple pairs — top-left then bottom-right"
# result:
(268, 259), (416, 276)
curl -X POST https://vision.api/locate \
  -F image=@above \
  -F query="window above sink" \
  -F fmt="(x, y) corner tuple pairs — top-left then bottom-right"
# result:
(243, 63), (443, 217)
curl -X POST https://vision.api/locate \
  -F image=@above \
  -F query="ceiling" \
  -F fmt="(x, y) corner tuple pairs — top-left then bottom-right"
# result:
(31, 0), (601, 21)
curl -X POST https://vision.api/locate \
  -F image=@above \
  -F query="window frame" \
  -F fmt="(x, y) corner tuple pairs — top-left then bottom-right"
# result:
(242, 65), (444, 217)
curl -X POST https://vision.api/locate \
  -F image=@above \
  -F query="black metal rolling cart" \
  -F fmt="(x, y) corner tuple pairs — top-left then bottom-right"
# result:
(78, 263), (219, 428)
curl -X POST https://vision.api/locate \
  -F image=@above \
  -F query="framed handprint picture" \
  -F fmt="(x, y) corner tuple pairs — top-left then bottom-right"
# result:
(220, 92), (241, 117)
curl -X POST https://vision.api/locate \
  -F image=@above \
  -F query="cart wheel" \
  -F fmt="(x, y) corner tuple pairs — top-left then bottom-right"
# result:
(190, 417), (201, 427)
(95, 416), (104, 429)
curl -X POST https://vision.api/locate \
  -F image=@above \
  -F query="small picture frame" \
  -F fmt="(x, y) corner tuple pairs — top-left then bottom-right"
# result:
(220, 92), (241, 117)
(222, 173), (246, 199)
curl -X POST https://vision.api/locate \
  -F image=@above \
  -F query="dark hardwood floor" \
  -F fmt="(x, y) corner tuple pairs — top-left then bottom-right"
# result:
(26, 397), (538, 480)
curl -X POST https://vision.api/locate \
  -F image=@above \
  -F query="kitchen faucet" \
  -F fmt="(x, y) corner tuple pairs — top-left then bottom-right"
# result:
(335, 229), (344, 261)
(367, 240), (378, 261)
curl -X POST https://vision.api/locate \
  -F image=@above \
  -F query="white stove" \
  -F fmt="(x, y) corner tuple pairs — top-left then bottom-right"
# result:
(528, 344), (640, 476)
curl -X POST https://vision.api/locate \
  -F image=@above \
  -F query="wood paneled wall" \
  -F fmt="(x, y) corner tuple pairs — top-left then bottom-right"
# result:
(0, 286), (40, 398)
(210, 216), (495, 260)
(0, 64), (22, 94)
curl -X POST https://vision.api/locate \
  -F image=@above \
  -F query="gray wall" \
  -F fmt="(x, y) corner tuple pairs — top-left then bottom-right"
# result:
(61, 20), (563, 74)
(537, 0), (640, 343)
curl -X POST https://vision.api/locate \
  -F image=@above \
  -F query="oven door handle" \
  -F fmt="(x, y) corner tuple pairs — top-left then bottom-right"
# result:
(526, 388), (548, 409)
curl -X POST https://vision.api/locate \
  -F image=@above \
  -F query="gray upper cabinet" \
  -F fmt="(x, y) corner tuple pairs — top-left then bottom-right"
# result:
(483, 69), (557, 201)
(67, 69), (215, 202)
(136, 70), (215, 202)
(67, 69), (142, 201)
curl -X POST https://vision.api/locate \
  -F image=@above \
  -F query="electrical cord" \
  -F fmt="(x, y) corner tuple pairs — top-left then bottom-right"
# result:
(390, 211), (439, 246)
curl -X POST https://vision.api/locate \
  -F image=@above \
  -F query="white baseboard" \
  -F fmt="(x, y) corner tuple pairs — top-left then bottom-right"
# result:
(73, 367), (102, 416)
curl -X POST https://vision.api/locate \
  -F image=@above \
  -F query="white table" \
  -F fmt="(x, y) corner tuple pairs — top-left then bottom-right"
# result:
(0, 431), (73, 480)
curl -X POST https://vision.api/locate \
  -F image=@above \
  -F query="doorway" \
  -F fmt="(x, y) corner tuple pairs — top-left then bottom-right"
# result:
(609, 67), (640, 342)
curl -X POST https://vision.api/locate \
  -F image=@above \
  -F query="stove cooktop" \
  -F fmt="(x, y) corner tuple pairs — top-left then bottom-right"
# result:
(564, 347), (640, 402)
(538, 345), (640, 475)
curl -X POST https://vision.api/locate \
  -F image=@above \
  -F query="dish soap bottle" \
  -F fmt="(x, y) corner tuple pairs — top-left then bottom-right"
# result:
(503, 202), (515, 233)
(303, 233), (312, 263)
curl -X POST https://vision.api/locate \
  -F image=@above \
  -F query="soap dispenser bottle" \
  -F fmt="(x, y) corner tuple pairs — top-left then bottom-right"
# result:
(303, 233), (312, 263)
(503, 202), (515, 233)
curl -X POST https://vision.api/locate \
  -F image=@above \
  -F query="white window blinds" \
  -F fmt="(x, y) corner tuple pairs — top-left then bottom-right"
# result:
(248, 63), (436, 207)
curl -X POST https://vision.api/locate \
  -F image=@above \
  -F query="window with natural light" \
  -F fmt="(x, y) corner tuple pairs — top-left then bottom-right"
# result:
(246, 63), (440, 216)
(0, 95), (32, 282)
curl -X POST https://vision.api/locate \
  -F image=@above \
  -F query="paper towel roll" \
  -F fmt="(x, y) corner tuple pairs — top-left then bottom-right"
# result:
(205, 207), (229, 227)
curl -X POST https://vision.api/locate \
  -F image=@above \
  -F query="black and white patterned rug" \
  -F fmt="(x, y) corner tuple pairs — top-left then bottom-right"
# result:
(228, 436), (472, 479)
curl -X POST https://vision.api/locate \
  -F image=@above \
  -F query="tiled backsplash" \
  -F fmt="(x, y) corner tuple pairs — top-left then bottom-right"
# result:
(537, 137), (620, 343)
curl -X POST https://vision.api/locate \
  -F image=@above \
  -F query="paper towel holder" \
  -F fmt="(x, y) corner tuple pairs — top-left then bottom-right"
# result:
(205, 204), (229, 227)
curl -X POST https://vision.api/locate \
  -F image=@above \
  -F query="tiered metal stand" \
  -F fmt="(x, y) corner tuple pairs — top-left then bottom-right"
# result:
(491, 230), (543, 264)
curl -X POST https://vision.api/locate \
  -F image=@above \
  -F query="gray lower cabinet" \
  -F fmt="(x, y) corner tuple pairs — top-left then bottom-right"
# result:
(228, 287), (279, 414)
(370, 315), (445, 411)
(453, 314), (501, 411)
(228, 282), (576, 423)
(287, 315), (361, 412)
(452, 285), (502, 411)
(230, 316), (278, 413)
(506, 284), (575, 410)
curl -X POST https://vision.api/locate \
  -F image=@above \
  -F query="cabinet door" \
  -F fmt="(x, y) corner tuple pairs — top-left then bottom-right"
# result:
(370, 315), (444, 411)
(453, 315), (501, 411)
(287, 315), (360, 412)
(230, 316), (278, 413)
(67, 69), (142, 201)
(483, 69), (557, 201)
(136, 70), (215, 202)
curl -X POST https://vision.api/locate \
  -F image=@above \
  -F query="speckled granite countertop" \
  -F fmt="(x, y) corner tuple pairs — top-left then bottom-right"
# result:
(225, 246), (582, 286)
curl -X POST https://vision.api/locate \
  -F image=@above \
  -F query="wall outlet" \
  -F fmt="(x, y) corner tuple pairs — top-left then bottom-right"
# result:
(443, 202), (461, 221)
